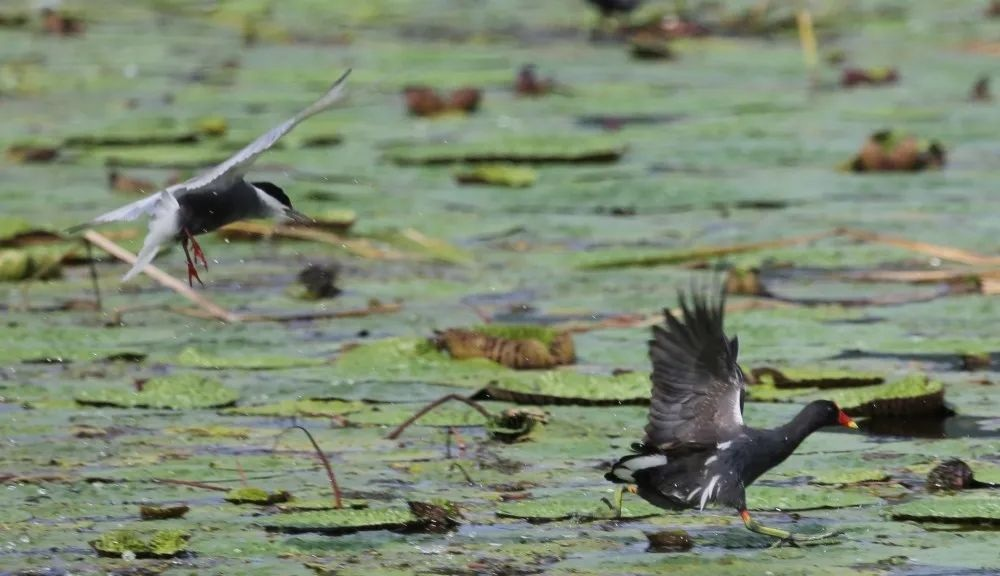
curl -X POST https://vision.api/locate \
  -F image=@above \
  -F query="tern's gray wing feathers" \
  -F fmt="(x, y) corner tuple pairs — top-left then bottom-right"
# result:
(173, 68), (351, 193)
(121, 191), (181, 282)
(644, 287), (745, 446)
(65, 192), (166, 233)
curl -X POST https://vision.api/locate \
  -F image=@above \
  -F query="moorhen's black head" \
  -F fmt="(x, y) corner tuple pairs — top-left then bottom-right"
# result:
(799, 400), (859, 431)
(253, 181), (292, 208)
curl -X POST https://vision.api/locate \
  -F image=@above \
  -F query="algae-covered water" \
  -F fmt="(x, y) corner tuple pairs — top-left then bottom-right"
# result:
(1, 1), (999, 574)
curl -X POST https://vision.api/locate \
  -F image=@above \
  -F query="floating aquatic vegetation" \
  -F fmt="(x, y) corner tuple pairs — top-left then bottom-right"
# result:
(220, 399), (362, 418)
(840, 67), (899, 88)
(747, 485), (882, 511)
(176, 346), (327, 369)
(6, 142), (59, 164)
(455, 164), (538, 187)
(260, 507), (418, 535)
(89, 528), (189, 558)
(888, 494), (1000, 525)
(475, 370), (650, 405)
(407, 499), (462, 532)
(75, 374), (239, 410)
(225, 486), (292, 505)
(486, 407), (549, 443)
(848, 130), (946, 172)
(629, 32), (675, 60)
(496, 492), (661, 522)
(645, 529), (694, 552)
(292, 262), (342, 300)
(515, 64), (559, 97)
(749, 374), (946, 418)
(139, 504), (190, 520)
(403, 85), (481, 117)
(750, 366), (884, 389)
(385, 137), (626, 165)
(433, 325), (575, 370)
(969, 75), (991, 102)
(926, 458), (999, 492)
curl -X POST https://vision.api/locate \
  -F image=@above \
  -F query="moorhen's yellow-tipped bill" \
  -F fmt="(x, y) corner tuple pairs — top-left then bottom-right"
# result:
(66, 69), (351, 287)
(605, 285), (862, 544)
(837, 408), (859, 429)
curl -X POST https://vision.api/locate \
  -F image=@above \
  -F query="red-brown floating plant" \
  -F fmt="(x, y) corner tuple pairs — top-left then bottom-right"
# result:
(841, 67), (899, 88)
(515, 64), (556, 97)
(849, 130), (945, 172)
(403, 85), (481, 117)
(970, 75), (991, 102)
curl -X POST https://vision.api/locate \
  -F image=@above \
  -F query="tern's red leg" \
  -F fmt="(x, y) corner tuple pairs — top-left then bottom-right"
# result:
(181, 236), (203, 287)
(185, 229), (209, 270)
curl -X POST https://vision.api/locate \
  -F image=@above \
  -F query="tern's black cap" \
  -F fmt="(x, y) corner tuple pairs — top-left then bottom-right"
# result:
(253, 181), (292, 208)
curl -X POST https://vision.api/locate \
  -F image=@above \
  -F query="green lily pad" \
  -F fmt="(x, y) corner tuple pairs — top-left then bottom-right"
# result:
(225, 486), (292, 505)
(455, 164), (538, 187)
(496, 493), (662, 522)
(220, 399), (362, 418)
(888, 495), (1000, 525)
(749, 375), (946, 417)
(139, 504), (190, 520)
(89, 528), (189, 558)
(277, 498), (369, 512)
(751, 366), (884, 389)
(333, 338), (509, 387)
(747, 485), (883, 511)
(75, 374), (238, 409)
(472, 324), (563, 347)
(476, 370), (650, 405)
(796, 468), (892, 485)
(177, 347), (327, 369)
(86, 144), (234, 169)
(260, 507), (418, 535)
(385, 137), (626, 165)
(347, 402), (493, 427)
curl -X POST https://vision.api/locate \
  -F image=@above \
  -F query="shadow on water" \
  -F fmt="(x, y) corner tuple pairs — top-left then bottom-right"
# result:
(860, 414), (999, 440)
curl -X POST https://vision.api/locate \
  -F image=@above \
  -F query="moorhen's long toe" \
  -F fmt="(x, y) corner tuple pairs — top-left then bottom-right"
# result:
(606, 285), (860, 544)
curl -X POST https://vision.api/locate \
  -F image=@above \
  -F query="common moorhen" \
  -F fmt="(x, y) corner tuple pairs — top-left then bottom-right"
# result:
(606, 287), (860, 543)
(68, 70), (352, 286)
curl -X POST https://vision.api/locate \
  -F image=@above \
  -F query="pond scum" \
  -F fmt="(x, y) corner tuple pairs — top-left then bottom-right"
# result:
(1, 1), (999, 575)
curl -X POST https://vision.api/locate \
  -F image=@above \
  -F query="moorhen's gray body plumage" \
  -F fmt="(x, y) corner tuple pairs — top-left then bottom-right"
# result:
(606, 287), (859, 542)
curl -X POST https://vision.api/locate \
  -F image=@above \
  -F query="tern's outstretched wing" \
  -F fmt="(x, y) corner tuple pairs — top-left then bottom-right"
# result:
(65, 192), (165, 233)
(66, 69), (351, 234)
(121, 191), (180, 282)
(644, 286), (745, 446)
(171, 68), (351, 193)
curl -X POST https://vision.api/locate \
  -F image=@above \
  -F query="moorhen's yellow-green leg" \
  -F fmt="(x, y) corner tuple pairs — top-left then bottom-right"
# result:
(612, 485), (638, 517)
(740, 510), (841, 545)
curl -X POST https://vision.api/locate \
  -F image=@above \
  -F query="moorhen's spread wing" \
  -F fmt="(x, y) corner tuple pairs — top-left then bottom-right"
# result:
(644, 289), (745, 447)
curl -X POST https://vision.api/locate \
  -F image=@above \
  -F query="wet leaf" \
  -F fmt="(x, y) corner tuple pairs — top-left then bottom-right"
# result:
(888, 495), (1000, 525)
(89, 528), (189, 558)
(176, 346), (327, 369)
(496, 492), (662, 521)
(260, 507), (418, 534)
(455, 164), (538, 187)
(76, 374), (238, 409)
(749, 374), (946, 418)
(225, 486), (292, 505)
(385, 137), (626, 165)
(139, 504), (190, 520)
(477, 370), (649, 405)
(748, 485), (882, 511)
